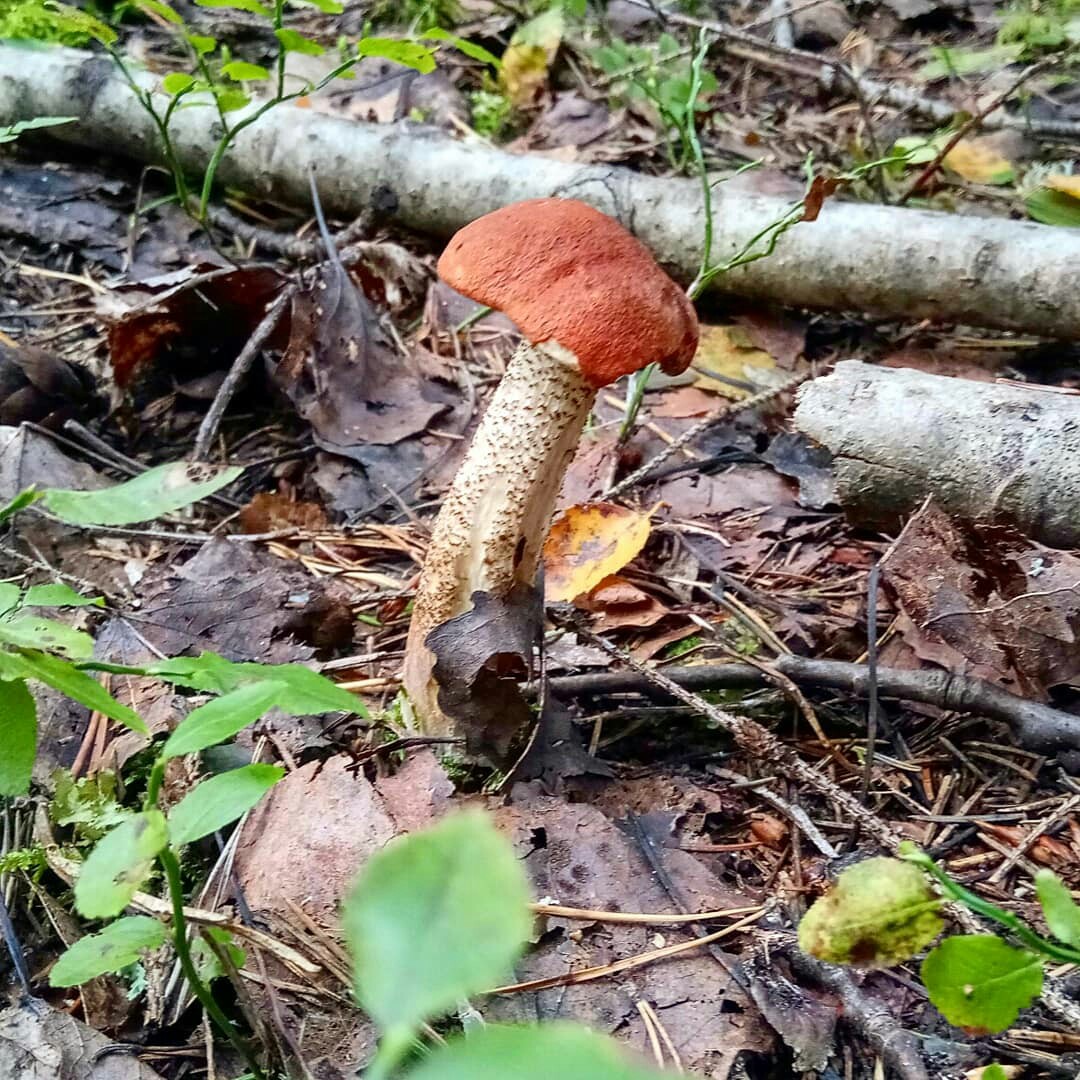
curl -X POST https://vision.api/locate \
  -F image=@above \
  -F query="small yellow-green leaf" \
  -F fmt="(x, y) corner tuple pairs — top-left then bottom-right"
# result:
(356, 37), (436, 74)
(424, 27), (500, 68)
(74, 811), (168, 919)
(942, 137), (1015, 185)
(1035, 869), (1080, 947)
(21, 584), (104, 609)
(305, 0), (342, 12)
(50, 916), (167, 986)
(163, 72), (197, 95)
(222, 60), (270, 81)
(1025, 187), (1080, 227)
(187, 33), (216, 55)
(798, 857), (944, 968)
(193, 0), (269, 15)
(135, 0), (183, 24)
(275, 28), (324, 55)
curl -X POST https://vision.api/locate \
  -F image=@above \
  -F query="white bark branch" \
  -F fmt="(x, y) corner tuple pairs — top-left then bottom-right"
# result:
(794, 361), (1080, 548)
(3, 45), (1080, 338)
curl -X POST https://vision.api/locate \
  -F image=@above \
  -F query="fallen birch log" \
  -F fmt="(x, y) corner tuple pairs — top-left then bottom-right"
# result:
(794, 361), (1080, 548)
(3, 44), (1080, 338)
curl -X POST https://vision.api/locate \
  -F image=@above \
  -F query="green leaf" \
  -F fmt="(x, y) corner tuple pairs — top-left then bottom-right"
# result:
(192, 926), (245, 982)
(1035, 869), (1080, 947)
(187, 33), (216, 55)
(917, 43), (1024, 79)
(275, 28), (324, 55)
(982, 1066), (1009, 1080)
(0, 614), (93, 658)
(162, 681), (284, 758)
(407, 1023), (674, 1080)
(135, 0), (183, 23)
(798, 857), (944, 967)
(304, 0), (343, 13)
(0, 616), (93, 659)
(922, 935), (1043, 1034)
(163, 72), (197, 95)
(42, 462), (242, 526)
(50, 916), (166, 986)
(0, 487), (42, 524)
(0, 678), (36, 796)
(21, 584), (104, 609)
(343, 810), (531, 1031)
(222, 60), (270, 81)
(1026, 187), (1080, 228)
(167, 763), (284, 845)
(0, 117), (78, 145)
(149, 652), (366, 717)
(0, 650), (145, 734)
(356, 37), (436, 74)
(193, 0), (270, 15)
(74, 811), (169, 919)
(51, 770), (133, 842)
(424, 27), (500, 68)
(0, 583), (20, 613)
(215, 88), (251, 112)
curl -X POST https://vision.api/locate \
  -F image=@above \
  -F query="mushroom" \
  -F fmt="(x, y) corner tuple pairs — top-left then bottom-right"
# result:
(403, 197), (699, 745)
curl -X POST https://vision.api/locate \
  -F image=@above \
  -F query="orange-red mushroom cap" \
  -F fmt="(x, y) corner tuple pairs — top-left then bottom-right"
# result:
(437, 198), (699, 388)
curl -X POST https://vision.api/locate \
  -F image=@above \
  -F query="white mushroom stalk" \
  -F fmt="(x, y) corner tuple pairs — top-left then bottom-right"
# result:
(402, 198), (699, 749)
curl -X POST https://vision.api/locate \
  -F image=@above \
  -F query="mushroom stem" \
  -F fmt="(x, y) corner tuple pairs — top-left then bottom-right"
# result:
(403, 340), (595, 736)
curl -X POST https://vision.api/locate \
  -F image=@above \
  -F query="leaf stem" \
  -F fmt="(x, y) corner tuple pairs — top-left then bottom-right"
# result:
(365, 1025), (417, 1080)
(160, 846), (267, 1079)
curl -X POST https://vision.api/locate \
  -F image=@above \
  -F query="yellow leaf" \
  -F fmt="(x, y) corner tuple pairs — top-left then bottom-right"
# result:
(543, 503), (651, 603)
(1045, 173), (1080, 200)
(692, 324), (777, 399)
(498, 7), (563, 108)
(942, 137), (1014, 185)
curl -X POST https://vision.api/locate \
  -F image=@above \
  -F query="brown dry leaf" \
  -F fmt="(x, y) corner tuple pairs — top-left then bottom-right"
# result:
(274, 254), (449, 449)
(239, 492), (328, 533)
(656, 467), (798, 521)
(543, 502), (652, 602)
(0, 1000), (166, 1080)
(0, 340), (92, 428)
(490, 792), (774, 1074)
(882, 501), (1080, 698)
(692, 324), (777, 399)
(651, 385), (718, 418)
(577, 574), (670, 631)
(943, 137), (1015, 185)
(750, 814), (788, 848)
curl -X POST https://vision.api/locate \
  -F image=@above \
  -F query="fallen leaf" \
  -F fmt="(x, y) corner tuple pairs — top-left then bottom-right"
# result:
(543, 503), (652, 602)
(882, 501), (1080, 700)
(692, 325), (777, 399)
(576, 574), (670, 631)
(239, 492), (328, 533)
(499, 6), (563, 107)
(943, 137), (1015, 185)
(1045, 173), (1080, 199)
(274, 252), (449, 448)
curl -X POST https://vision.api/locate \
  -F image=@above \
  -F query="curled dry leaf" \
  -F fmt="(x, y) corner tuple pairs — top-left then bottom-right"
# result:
(543, 502), (652, 603)
(576, 574), (670, 631)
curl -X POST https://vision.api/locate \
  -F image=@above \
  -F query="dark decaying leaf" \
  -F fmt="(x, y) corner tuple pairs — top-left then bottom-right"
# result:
(97, 264), (285, 390)
(273, 254), (450, 448)
(882, 501), (1080, 697)
(0, 342), (93, 428)
(426, 585), (543, 761)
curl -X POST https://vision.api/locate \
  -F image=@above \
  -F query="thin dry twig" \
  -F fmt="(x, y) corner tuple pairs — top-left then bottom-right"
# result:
(193, 286), (294, 461)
